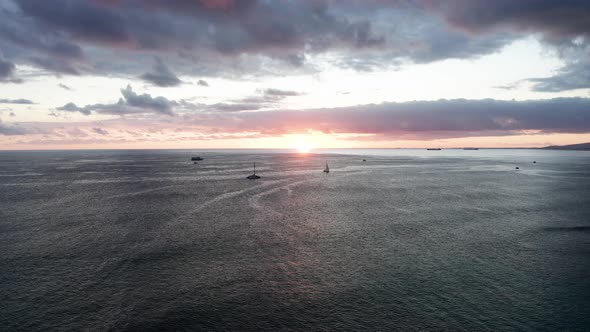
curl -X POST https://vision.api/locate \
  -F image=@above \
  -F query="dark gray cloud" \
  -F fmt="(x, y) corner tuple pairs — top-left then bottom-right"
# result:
(414, 0), (590, 91)
(57, 85), (177, 116)
(263, 88), (301, 97)
(185, 97), (590, 138)
(57, 102), (91, 115)
(230, 88), (303, 106)
(206, 103), (261, 112)
(12, 0), (385, 58)
(0, 98), (34, 104)
(31, 56), (80, 75)
(1, 0), (588, 92)
(0, 54), (21, 82)
(417, 0), (590, 41)
(91, 127), (109, 135)
(530, 61), (590, 92)
(0, 0), (486, 77)
(0, 55), (15, 78)
(120, 85), (176, 114)
(528, 44), (590, 92)
(58, 83), (72, 90)
(17, 0), (129, 44)
(0, 119), (27, 135)
(0, 3), (85, 75)
(494, 82), (523, 91)
(140, 58), (181, 87)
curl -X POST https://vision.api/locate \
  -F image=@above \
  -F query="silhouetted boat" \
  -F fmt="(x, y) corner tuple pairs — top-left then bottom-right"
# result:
(427, 148), (441, 151)
(463, 148), (479, 150)
(515, 167), (520, 170)
(363, 159), (367, 162)
(323, 162), (330, 174)
(191, 156), (203, 161)
(247, 162), (261, 180)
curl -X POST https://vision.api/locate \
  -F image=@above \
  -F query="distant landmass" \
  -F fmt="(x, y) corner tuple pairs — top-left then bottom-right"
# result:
(542, 142), (590, 151)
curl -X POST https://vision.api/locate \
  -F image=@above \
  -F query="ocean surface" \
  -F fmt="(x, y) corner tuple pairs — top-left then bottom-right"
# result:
(1, 149), (589, 331)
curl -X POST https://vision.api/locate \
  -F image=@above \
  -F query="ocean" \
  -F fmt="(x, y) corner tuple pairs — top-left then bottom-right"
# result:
(1, 149), (589, 331)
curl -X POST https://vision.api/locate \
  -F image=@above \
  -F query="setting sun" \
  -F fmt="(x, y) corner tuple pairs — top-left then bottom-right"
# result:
(288, 135), (315, 153)
(296, 143), (312, 153)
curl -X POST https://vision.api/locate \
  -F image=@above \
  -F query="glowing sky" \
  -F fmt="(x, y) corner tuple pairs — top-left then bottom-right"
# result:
(1, 0), (589, 149)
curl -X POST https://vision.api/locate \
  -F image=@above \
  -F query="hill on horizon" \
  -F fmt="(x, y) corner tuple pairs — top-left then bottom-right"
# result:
(543, 142), (590, 150)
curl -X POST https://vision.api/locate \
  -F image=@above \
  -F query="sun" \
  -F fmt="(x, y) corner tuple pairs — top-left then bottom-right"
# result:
(297, 143), (312, 153)
(289, 135), (314, 153)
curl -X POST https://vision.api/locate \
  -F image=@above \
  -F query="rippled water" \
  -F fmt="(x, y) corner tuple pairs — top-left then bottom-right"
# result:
(1, 149), (589, 331)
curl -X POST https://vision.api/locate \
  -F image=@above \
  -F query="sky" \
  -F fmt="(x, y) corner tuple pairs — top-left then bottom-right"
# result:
(0, 0), (589, 150)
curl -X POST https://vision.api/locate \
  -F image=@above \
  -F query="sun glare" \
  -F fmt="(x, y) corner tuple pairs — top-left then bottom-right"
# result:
(297, 144), (312, 153)
(289, 135), (314, 153)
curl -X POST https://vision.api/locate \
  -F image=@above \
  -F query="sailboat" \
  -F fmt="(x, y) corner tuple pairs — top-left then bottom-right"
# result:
(323, 162), (330, 174)
(246, 162), (261, 180)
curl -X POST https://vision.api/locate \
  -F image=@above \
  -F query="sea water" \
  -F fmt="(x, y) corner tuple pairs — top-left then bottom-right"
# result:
(1, 149), (589, 331)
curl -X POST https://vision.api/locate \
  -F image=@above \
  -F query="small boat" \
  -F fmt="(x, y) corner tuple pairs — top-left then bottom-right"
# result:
(515, 167), (520, 170)
(427, 148), (441, 151)
(191, 156), (203, 161)
(323, 162), (330, 174)
(533, 161), (537, 164)
(362, 159), (366, 162)
(463, 148), (479, 150)
(246, 162), (261, 180)
(193, 162), (198, 165)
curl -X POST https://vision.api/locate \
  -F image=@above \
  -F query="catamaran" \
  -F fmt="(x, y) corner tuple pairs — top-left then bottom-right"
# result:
(247, 162), (261, 180)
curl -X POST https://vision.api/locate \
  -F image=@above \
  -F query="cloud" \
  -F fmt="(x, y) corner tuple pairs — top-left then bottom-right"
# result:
(120, 85), (176, 114)
(417, 0), (590, 41)
(91, 127), (109, 135)
(57, 85), (177, 116)
(0, 54), (21, 82)
(140, 58), (182, 87)
(16, 97), (590, 143)
(58, 83), (72, 90)
(229, 88), (303, 106)
(31, 56), (80, 75)
(0, 0), (405, 77)
(0, 98), (34, 104)
(0, 55), (15, 78)
(528, 43), (590, 92)
(529, 61), (590, 92)
(185, 97), (590, 139)
(263, 88), (301, 97)
(13, 0), (384, 58)
(206, 103), (261, 112)
(413, 0), (590, 91)
(57, 102), (91, 115)
(2, 0), (589, 91)
(17, 0), (129, 44)
(0, 119), (27, 135)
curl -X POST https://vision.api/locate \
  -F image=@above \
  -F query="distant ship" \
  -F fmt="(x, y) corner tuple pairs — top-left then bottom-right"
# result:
(427, 148), (441, 151)
(246, 162), (261, 180)
(463, 148), (479, 150)
(191, 156), (203, 161)
(323, 162), (330, 174)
